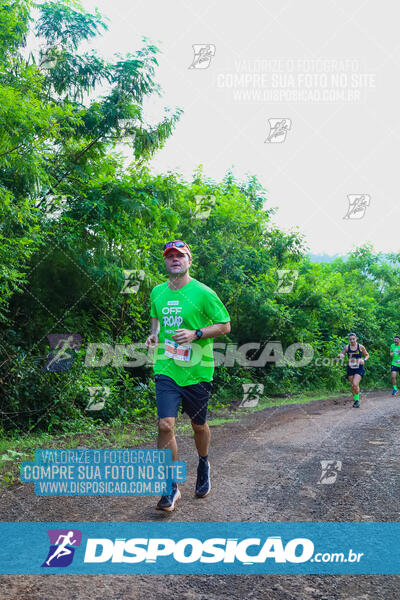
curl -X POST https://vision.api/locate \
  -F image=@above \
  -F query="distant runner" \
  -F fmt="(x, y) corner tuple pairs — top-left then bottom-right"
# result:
(390, 335), (400, 395)
(145, 240), (231, 511)
(337, 333), (369, 408)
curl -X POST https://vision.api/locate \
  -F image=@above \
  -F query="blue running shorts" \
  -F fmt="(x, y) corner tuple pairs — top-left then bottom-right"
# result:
(155, 374), (213, 425)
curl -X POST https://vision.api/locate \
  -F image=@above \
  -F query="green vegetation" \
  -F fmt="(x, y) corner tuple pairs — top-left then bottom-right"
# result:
(1, 0), (399, 447)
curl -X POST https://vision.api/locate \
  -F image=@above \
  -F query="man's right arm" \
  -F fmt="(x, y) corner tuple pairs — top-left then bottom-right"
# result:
(151, 317), (160, 335)
(146, 288), (160, 347)
(145, 317), (160, 348)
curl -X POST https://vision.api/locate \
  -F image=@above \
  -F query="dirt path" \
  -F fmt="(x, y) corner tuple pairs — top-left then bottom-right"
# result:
(1, 391), (399, 599)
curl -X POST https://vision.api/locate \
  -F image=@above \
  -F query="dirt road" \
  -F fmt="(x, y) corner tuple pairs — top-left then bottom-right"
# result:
(1, 391), (399, 599)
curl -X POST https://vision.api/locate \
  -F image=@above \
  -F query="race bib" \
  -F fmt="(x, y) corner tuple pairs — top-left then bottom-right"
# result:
(349, 358), (359, 368)
(164, 338), (191, 362)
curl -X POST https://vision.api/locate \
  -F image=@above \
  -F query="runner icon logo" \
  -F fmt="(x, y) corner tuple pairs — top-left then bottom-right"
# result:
(41, 529), (82, 567)
(192, 195), (216, 221)
(265, 119), (292, 143)
(276, 270), (299, 294)
(120, 270), (145, 294)
(188, 44), (216, 69)
(44, 334), (82, 372)
(318, 460), (342, 485)
(343, 194), (371, 220)
(239, 383), (264, 408)
(86, 386), (110, 411)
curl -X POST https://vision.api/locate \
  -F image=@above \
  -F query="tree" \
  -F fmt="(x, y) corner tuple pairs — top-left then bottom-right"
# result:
(0, 0), (182, 322)
(0, 0), (182, 431)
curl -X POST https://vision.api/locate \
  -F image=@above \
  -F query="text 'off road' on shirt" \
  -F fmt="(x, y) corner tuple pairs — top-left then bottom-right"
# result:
(150, 278), (230, 386)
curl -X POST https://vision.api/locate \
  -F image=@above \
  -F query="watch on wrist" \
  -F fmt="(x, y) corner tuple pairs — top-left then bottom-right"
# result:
(195, 329), (203, 339)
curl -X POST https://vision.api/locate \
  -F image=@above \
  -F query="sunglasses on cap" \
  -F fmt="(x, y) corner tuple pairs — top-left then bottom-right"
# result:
(163, 240), (189, 250)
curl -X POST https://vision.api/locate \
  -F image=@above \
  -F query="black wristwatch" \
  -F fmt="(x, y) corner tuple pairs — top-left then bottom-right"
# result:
(195, 329), (203, 339)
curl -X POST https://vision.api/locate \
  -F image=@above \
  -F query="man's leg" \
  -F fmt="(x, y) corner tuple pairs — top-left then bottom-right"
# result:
(191, 421), (211, 498)
(181, 381), (212, 498)
(352, 374), (362, 407)
(348, 375), (354, 395)
(348, 375), (358, 406)
(154, 373), (182, 512)
(156, 417), (181, 511)
(391, 369), (398, 394)
(191, 421), (210, 458)
(157, 417), (178, 460)
(352, 374), (361, 394)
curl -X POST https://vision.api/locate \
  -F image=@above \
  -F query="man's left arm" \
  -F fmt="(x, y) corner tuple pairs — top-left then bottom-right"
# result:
(172, 322), (230, 344)
(172, 289), (231, 344)
(195, 322), (231, 340)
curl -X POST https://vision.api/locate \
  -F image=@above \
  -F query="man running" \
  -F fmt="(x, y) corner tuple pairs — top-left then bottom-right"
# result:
(390, 335), (400, 395)
(337, 333), (369, 407)
(145, 240), (231, 511)
(45, 531), (77, 566)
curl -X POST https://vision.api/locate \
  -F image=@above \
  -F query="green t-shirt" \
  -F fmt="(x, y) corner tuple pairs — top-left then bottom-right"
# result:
(150, 278), (230, 386)
(390, 343), (400, 366)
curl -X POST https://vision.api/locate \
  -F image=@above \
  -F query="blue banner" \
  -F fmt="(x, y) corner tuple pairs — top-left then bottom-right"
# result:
(0, 522), (398, 574)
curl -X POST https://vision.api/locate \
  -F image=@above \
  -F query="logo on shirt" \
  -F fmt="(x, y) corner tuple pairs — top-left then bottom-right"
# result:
(162, 305), (183, 328)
